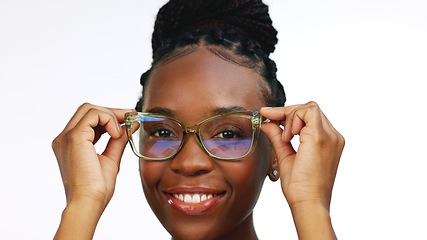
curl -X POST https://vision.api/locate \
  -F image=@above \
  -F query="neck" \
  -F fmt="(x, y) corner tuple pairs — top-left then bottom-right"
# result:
(225, 213), (258, 240)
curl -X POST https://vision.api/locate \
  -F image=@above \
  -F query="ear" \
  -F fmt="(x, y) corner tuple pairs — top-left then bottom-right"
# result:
(267, 150), (279, 182)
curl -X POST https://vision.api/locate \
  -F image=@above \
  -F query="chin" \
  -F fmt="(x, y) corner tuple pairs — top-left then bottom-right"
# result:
(163, 218), (230, 240)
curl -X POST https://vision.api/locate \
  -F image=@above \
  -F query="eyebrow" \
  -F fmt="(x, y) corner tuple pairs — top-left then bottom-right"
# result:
(146, 107), (177, 117)
(212, 106), (247, 115)
(146, 106), (247, 118)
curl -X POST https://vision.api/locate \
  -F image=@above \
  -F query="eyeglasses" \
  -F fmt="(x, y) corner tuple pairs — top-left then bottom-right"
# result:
(124, 111), (270, 160)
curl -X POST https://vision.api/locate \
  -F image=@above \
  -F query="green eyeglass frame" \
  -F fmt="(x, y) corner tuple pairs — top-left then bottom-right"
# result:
(124, 111), (270, 160)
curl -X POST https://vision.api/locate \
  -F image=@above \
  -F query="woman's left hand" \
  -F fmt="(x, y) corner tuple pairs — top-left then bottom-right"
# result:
(260, 102), (344, 239)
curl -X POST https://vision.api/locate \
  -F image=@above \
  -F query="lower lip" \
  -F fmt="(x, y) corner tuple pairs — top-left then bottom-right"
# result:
(166, 194), (224, 215)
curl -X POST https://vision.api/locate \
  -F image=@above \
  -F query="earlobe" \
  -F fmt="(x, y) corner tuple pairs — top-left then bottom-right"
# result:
(268, 168), (280, 182)
(267, 152), (280, 182)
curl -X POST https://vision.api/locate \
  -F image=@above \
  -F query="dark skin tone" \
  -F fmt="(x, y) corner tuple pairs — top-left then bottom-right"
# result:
(53, 46), (343, 240)
(140, 49), (276, 240)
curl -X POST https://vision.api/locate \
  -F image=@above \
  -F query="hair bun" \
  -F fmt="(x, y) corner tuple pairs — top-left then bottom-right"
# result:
(152, 0), (278, 56)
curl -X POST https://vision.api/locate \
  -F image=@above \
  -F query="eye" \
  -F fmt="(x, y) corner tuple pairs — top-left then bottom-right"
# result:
(213, 129), (241, 139)
(152, 128), (177, 138)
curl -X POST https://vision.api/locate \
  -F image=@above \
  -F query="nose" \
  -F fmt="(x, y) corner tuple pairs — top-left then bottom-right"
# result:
(169, 133), (215, 176)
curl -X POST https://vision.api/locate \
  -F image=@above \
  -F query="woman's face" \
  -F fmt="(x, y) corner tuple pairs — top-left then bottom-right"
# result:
(140, 49), (274, 239)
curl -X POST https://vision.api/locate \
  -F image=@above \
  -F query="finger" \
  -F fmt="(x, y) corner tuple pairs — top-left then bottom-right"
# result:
(100, 126), (131, 190)
(262, 103), (324, 139)
(70, 108), (123, 143)
(290, 103), (345, 153)
(291, 114), (305, 136)
(63, 103), (106, 133)
(264, 105), (304, 143)
(109, 108), (136, 123)
(261, 123), (297, 183)
(102, 125), (128, 161)
(282, 113), (294, 143)
(92, 108), (136, 144)
(62, 103), (135, 134)
(261, 123), (296, 161)
(261, 106), (300, 143)
(290, 104), (323, 137)
(260, 105), (302, 121)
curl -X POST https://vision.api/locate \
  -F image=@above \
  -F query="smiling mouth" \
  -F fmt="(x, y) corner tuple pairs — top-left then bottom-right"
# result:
(169, 192), (223, 203)
(165, 188), (226, 215)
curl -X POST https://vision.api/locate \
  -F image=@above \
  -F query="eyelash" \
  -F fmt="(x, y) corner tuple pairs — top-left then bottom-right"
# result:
(150, 127), (178, 138)
(212, 128), (243, 139)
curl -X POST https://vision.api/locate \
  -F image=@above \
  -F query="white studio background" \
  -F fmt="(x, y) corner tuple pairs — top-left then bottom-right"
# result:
(0, 0), (426, 239)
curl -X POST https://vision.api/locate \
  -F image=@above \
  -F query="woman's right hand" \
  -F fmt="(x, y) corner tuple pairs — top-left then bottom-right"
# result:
(52, 103), (134, 239)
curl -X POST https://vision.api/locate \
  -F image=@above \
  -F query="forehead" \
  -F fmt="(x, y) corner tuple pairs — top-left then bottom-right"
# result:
(142, 49), (265, 123)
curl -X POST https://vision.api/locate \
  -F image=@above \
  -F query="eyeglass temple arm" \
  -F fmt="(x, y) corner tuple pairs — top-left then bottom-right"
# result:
(262, 118), (271, 124)
(261, 118), (283, 127)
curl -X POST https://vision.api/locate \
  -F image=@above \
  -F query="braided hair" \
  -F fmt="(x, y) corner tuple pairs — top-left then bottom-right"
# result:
(136, 0), (286, 111)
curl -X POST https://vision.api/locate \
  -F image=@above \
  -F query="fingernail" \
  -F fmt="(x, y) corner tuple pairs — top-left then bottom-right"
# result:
(261, 107), (273, 110)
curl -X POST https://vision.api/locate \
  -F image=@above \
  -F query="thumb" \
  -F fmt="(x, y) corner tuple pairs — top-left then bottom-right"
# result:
(261, 123), (296, 172)
(102, 126), (128, 166)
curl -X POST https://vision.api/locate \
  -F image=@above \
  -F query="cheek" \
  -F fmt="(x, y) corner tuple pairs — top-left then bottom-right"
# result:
(139, 160), (167, 193)
(240, 153), (269, 194)
(221, 145), (271, 212)
(241, 140), (272, 200)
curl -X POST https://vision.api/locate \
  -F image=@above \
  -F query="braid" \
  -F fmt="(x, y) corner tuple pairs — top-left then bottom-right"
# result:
(152, 0), (278, 56)
(136, 0), (286, 111)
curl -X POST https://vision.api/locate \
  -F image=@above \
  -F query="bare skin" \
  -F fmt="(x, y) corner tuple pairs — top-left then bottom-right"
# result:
(52, 50), (344, 239)
(138, 50), (275, 240)
(261, 103), (344, 239)
(52, 104), (134, 239)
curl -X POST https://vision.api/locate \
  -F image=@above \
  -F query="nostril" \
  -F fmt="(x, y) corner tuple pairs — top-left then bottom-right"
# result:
(193, 169), (210, 176)
(172, 168), (210, 176)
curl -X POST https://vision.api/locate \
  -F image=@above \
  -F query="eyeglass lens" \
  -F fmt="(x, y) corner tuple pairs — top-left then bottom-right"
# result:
(131, 116), (254, 159)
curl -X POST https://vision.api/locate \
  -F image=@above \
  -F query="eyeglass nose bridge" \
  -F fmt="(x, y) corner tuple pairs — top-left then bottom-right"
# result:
(181, 123), (205, 144)
(181, 123), (200, 133)
(183, 128), (198, 133)
(177, 125), (209, 156)
(181, 127), (201, 143)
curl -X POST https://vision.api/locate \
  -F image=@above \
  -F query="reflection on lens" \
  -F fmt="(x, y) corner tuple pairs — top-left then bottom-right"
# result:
(131, 114), (256, 160)
(203, 139), (252, 158)
(133, 116), (183, 159)
(140, 140), (181, 158)
(200, 116), (253, 159)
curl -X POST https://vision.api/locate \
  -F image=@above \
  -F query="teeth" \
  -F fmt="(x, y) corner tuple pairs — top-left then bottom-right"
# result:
(173, 193), (218, 203)
(184, 194), (192, 203)
(192, 194), (200, 203)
